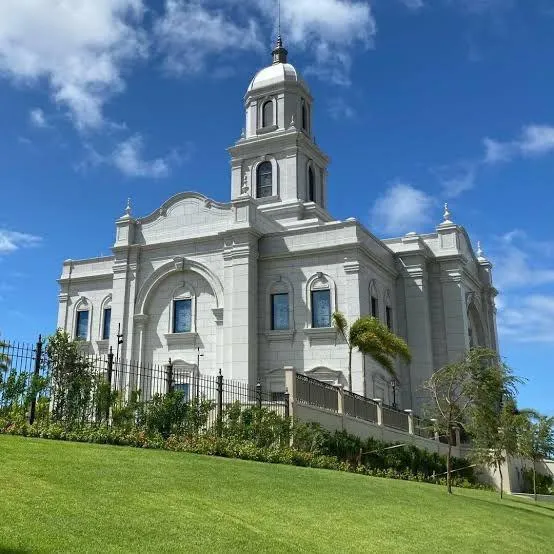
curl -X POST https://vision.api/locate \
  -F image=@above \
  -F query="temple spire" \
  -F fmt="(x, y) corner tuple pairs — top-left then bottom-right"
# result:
(272, 35), (288, 64)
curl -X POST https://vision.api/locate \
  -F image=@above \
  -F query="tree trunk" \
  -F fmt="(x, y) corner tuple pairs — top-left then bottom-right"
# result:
(498, 462), (503, 500)
(447, 429), (453, 494)
(533, 460), (537, 502)
(348, 347), (352, 392)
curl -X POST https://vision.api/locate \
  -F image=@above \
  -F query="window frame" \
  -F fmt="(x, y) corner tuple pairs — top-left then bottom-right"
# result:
(75, 309), (90, 341)
(102, 307), (112, 340)
(256, 160), (273, 199)
(271, 292), (290, 330)
(308, 165), (315, 202)
(311, 289), (331, 328)
(172, 298), (192, 334)
(262, 100), (274, 128)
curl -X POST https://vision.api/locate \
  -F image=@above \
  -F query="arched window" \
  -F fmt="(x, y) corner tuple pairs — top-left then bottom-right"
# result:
(370, 281), (379, 319)
(262, 100), (274, 127)
(308, 166), (315, 202)
(307, 273), (336, 328)
(267, 277), (294, 332)
(170, 285), (196, 334)
(384, 291), (392, 331)
(100, 296), (112, 340)
(256, 161), (273, 198)
(301, 99), (308, 131)
(74, 297), (91, 341)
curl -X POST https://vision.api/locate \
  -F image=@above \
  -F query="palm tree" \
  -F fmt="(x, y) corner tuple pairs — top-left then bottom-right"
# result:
(332, 312), (411, 393)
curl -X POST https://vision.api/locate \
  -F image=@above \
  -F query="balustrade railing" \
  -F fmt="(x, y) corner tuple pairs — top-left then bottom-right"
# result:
(295, 373), (339, 413)
(343, 390), (378, 423)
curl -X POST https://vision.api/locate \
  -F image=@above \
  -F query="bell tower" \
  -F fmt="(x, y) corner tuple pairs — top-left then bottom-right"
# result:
(228, 37), (330, 217)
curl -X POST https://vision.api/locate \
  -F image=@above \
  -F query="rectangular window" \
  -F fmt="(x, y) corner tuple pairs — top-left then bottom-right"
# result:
(386, 306), (392, 330)
(76, 310), (89, 340)
(173, 299), (192, 333)
(371, 296), (379, 318)
(102, 308), (111, 340)
(312, 289), (331, 328)
(271, 293), (289, 330)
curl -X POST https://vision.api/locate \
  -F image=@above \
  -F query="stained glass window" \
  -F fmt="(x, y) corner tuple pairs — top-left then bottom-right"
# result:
(262, 100), (273, 127)
(271, 293), (289, 330)
(311, 289), (331, 328)
(173, 299), (192, 333)
(257, 161), (273, 198)
(102, 308), (111, 340)
(76, 310), (89, 340)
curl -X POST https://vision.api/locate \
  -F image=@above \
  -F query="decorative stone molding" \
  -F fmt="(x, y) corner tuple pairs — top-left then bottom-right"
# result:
(343, 261), (360, 274)
(212, 308), (224, 326)
(265, 330), (295, 342)
(164, 332), (198, 348)
(133, 314), (149, 329)
(304, 327), (337, 344)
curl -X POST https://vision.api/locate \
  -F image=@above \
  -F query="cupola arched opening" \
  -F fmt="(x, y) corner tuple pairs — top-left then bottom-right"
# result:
(256, 161), (273, 198)
(262, 100), (274, 127)
(308, 166), (315, 202)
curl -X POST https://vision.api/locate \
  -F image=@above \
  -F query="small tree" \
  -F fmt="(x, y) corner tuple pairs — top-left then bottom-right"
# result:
(518, 412), (554, 501)
(332, 312), (411, 392)
(422, 348), (504, 494)
(0, 335), (9, 372)
(470, 397), (522, 499)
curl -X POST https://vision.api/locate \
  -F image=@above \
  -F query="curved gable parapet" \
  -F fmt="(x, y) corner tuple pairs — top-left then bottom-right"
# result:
(137, 191), (232, 227)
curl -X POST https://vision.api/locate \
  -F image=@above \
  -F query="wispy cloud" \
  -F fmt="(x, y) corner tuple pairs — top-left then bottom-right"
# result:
(0, 0), (147, 130)
(399, 0), (425, 10)
(29, 108), (48, 128)
(497, 294), (554, 344)
(328, 97), (355, 120)
(432, 161), (477, 198)
(370, 183), (436, 235)
(81, 134), (189, 178)
(0, 229), (42, 254)
(484, 124), (554, 164)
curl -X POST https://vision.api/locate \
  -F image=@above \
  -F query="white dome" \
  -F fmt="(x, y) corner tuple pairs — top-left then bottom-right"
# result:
(247, 62), (307, 93)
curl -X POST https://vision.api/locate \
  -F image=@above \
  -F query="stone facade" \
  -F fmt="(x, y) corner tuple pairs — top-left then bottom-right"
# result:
(57, 40), (498, 412)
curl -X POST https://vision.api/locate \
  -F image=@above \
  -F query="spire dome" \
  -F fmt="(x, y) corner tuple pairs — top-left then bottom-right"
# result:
(272, 35), (288, 64)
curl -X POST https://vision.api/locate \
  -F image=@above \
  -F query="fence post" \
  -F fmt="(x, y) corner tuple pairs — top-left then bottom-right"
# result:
(373, 398), (383, 426)
(337, 385), (344, 415)
(166, 358), (173, 394)
(216, 369), (223, 437)
(105, 347), (114, 423)
(256, 381), (262, 409)
(28, 334), (43, 425)
(284, 366), (296, 419)
(405, 409), (414, 435)
(284, 389), (290, 419)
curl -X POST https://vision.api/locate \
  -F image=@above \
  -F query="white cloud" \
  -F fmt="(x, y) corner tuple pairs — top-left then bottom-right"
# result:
(490, 230), (554, 291)
(0, 0), (146, 130)
(484, 124), (554, 164)
(497, 294), (554, 344)
(112, 134), (179, 178)
(433, 161), (476, 198)
(29, 108), (48, 128)
(156, 0), (375, 85)
(155, 0), (262, 75)
(0, 229), (42, 254)
(370, 183), (436, 235)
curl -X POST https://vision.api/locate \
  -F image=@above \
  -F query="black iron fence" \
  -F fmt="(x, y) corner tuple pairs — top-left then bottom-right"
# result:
(296, 373), (339, 412)
(0, 337), (287, 431)
(343, 390), (378, 423)
(382, 405), (410, 432)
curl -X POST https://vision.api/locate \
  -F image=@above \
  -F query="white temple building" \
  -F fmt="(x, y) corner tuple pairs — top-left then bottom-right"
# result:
(57, 38), (498, 411)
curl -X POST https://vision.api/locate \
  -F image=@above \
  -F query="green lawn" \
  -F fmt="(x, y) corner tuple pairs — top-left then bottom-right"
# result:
(1, 436), (552, 553)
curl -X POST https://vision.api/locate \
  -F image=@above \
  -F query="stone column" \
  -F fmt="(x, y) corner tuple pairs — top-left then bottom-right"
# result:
(374, 398), (383, 426)
(222, 227), (259, 384)
(284, 366), (296, 418)
(405, 409), (414, 435)
(398, 250), (434, 411)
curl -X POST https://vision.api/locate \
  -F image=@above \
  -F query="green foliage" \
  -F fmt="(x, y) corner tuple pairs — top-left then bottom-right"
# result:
(332, 311), (411, 389)
(142, 391), (214, 438)
(46, 329), (96, 426)
(521, 468), (553, 496)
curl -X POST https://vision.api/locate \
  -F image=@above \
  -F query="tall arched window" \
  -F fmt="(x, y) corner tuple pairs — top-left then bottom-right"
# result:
(301, 99), (308, 131)
(262, 100), (274, 127)
(308, 166), (315, 202)
(256, 161), (273, 198)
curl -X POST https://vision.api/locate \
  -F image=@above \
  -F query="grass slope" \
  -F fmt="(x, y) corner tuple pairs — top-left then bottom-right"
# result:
(1, 436), (552, 553)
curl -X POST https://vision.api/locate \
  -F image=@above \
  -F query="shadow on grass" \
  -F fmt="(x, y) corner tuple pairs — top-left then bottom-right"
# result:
(458, 492), (554, 520)
(0, 548), (33, 553)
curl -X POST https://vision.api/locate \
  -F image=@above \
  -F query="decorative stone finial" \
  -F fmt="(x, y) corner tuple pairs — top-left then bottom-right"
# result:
(477, 241), (488, 262)
(289, 114), (296, 129)
(272, 35), (288, 64)
(443, 203), (451, 222)
(124, 197), (132, 217)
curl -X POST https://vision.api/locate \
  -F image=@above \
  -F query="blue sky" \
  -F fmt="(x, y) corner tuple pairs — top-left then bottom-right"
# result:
(0, 0), (553, 415)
